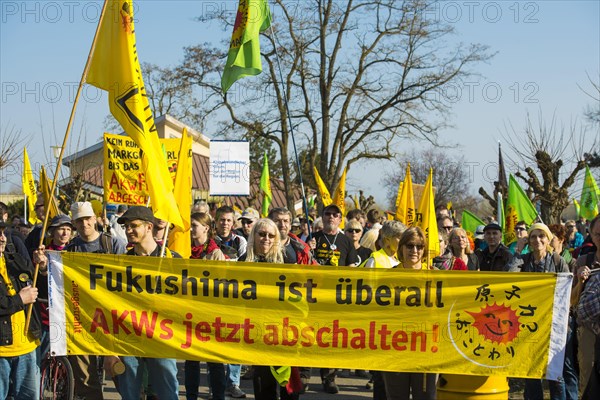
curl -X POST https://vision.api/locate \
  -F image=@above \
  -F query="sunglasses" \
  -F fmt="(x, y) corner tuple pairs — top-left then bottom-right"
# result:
(324, 211), (340, 217)
(257, 231), (277, 239)
(404, 243), (425, 251)
(241, 219), (254, 225)
(346, 229), (362, 233)
(442, 226), (453, 230)
(123, 222), (145, 230)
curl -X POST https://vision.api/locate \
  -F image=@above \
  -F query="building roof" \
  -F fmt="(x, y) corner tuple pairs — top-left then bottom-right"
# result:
(60, 113), (310, 213)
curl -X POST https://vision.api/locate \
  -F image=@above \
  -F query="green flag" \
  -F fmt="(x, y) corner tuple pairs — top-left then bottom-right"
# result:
(580, 165), (599, 220)
(260, 152), (272, 217)
(221, 0), (271, 93)
(461, 210), (485, 241)
(504, 174), (538, 245)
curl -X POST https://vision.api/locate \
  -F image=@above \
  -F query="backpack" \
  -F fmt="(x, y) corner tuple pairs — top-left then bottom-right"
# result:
(67, 232), (114, 254)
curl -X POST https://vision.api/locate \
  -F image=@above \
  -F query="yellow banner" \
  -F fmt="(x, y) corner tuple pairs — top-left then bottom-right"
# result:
(48, 252), (571, 379)
(103, 133), (182, 205)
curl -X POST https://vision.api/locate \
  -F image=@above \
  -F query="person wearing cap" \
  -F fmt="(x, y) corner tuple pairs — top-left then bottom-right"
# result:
(36, 214), (74, 362)
(236, 207), (260, 240)
(506, 223), (571, 399)
(311, 204), (358, 394)
(115, 206), (181, 400)
(0, 220), (41, 398)
(62, 201), (127, 399)
(291, 217), (302, 236)
(24, 195), (47, 257)
(473, 224), (487, 251)
(298, 216), (310, 243)
(474, 223), (512, 272)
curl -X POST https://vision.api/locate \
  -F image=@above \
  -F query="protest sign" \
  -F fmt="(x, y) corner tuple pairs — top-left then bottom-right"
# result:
(48, 252), (571, 379)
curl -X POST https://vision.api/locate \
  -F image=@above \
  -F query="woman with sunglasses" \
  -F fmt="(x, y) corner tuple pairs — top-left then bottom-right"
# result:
(185, 212), (227, 400)
(382, 227), (437, 400)
(344, 220), (372, 266)
(242, 219), (301, 399)
(446, 228), (478, 270)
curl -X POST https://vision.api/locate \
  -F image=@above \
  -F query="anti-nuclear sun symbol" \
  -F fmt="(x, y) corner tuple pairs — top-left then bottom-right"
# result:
(466, 303), (521, 345)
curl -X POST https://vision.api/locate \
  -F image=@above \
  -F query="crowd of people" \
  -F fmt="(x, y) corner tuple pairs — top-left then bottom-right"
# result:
(1, 197), (599, 400)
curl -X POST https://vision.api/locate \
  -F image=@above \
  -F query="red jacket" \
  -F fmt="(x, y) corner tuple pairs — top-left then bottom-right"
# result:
(288, 233), (318, 265)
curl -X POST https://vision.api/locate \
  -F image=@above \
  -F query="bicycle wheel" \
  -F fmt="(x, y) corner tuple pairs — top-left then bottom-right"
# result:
(53, 356), (75, 400)
(40, 356), (75, 400)
(40, 359), (53, 399)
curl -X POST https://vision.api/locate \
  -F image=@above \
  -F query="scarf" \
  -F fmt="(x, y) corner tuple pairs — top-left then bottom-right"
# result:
(191, 239), (221, 260)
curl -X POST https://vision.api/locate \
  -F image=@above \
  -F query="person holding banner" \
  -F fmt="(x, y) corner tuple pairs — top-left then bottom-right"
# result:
(506, 223), (571, 400)
(214, 205), (248, 261)
(360, 220), (405, 269)
(185, 212), (227, 400)
(447, 228), (479, 271)
(383, 226), (437, 399)
(312, 204), (358, 394)
(0, 221), (41, 399)
(475, 223), (513, 272)
(65, 201), (127, 399)
(212, 205), (247, 398)
(116, 206), (181, 400)
(241, 218), (301, 400)
(37, 214), (74, 364)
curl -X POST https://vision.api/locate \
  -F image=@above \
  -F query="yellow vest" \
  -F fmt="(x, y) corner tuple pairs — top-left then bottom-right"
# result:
(360, 248), (395, 269)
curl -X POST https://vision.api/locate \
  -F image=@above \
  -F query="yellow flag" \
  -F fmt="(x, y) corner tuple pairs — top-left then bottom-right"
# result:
(39, 166), (60, 220)
(395, 163), (415, 226)
(22, 148), (40, 225)
(86, 0), (183, 228)
(313, 167), (332, 207)
(415, 168), (439, 265)
(332, 167), (348, 229)
(167, 129), (192, 258)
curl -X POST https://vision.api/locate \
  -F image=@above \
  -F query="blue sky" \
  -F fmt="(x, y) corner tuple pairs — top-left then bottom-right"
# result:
(1, 1), (599, 207)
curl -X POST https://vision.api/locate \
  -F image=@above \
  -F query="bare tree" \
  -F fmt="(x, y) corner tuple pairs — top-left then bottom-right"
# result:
(0, 125), (27, 171)
(177, 0), (491, 211)
(579, 72), (600, 126)
(502, 112), (597, 224)
(382, 147), (480, 213)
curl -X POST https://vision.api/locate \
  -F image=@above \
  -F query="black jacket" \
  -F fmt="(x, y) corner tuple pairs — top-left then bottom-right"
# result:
(0, 244), (42, 347)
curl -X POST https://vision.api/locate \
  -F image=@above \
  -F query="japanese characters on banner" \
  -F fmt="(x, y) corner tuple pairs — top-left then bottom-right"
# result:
(209, 140), (250, 196)
(48, 252), (571, 379)
(103, 133), (184, 205)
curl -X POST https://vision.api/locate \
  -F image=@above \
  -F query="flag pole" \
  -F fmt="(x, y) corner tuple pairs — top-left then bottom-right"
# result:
(268, 21), (312, 239)
(25, 0), (110, 334)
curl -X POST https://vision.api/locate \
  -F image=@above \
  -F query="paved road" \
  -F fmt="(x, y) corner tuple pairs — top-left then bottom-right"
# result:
(101, 363), (528, 399)
(102, 364), (375, 399)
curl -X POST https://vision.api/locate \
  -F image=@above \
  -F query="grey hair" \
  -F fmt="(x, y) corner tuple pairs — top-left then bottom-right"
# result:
(379, 220), (407, 240)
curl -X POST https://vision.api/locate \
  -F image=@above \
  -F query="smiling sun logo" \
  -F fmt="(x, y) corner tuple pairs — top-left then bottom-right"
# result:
(466, 303), (521, 345)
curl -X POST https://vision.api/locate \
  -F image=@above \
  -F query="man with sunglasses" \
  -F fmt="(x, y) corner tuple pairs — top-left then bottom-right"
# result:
(236, 207), (259, 241)
(312, 204), (358, 394)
